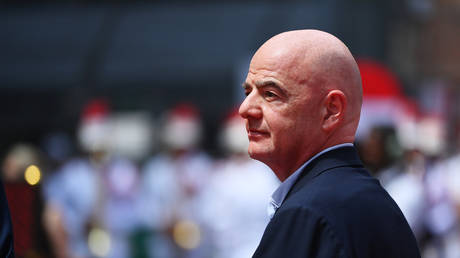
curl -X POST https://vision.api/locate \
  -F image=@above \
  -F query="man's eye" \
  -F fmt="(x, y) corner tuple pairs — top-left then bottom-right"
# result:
(244, 90), (251, 96)
(264, 91), (277, 99)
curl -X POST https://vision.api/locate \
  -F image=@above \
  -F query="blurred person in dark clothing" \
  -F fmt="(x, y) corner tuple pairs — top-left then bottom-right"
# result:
(358, 126), (426, 238)
(357, 126), (401, 177)
(2, 143), (50, 257)
(239, 29), (421, 258)
(0, 178), (14, 257)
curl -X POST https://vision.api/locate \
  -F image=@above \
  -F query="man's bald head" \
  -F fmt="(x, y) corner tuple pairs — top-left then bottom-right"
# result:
(253, 29), (362, 140)
(240, 29), (363, 179)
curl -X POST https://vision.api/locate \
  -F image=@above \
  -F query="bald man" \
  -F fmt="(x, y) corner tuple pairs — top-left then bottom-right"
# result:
(239, 30), (420, 258)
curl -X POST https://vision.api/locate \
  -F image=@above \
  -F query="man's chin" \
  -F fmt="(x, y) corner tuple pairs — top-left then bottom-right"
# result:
(247, 147), (271, 163)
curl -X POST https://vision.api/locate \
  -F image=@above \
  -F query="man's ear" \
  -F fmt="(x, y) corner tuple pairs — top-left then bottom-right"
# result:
(322, 90), (346, 132)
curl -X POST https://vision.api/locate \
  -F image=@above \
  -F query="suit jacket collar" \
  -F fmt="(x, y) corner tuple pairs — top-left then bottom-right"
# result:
(285, 146), (364, 201)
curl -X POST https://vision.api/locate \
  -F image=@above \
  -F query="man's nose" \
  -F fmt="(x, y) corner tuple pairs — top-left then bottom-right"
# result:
(239, 94), (262, 119)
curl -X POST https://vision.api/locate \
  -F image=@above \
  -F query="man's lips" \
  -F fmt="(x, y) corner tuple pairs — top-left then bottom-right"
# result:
(247, 129), (270, 139)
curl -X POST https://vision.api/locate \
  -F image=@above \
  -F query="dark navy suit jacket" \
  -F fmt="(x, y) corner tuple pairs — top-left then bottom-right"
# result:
(253, 146), (420, 258)
(0, 180), (14, 257)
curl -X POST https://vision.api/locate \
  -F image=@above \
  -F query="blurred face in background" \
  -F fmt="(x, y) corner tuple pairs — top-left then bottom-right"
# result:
(161, 104), (202, 153)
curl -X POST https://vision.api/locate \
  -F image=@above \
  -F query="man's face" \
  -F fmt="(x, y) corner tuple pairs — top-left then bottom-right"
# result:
(239, 49), (324, 178)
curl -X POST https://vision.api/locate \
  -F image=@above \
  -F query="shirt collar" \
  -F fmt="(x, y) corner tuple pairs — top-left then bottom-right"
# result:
(268, 143), (354, 218)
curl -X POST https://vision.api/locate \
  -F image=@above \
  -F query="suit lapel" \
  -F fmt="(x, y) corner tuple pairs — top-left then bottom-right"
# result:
(284, 146), (364, 201)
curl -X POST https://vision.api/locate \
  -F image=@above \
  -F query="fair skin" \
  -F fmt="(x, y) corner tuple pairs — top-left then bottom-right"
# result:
(239, 30), (362, 181)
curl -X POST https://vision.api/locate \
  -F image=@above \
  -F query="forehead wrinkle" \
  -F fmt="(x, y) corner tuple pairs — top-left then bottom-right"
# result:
(256, 31), (348, 85)
(254, 79), (280, 87)
(249, 30), (360, 103)
(254, 48), (312, 93)
(251, 42), (299, 75)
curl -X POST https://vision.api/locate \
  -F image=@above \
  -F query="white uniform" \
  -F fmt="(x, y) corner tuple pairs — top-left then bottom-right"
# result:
(140, 151), (213, 258)
(199, 157), (279, 258)
(43, 158), (98, 257)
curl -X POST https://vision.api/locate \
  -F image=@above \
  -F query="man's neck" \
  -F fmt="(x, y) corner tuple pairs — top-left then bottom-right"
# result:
(267, 143), (355, 219)
(273, 142), (354, 182)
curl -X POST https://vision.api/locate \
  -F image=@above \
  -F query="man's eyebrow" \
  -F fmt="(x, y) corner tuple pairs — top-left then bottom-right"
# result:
(242, 82), (251, 89)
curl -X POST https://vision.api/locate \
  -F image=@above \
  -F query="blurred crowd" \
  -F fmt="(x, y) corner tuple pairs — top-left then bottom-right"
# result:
(354, 60), (460, 258)
(357, 124), (460, 258)
(1, 100), (279, 258)
(2, 62), (460, 258)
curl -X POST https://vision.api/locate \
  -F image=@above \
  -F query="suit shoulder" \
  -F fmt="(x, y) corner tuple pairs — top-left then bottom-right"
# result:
(284, 166), (395, 212)
(277, 166), (421, 258)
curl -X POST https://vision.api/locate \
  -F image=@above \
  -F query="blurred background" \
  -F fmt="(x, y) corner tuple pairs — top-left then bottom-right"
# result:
(1, 0), (460, 257)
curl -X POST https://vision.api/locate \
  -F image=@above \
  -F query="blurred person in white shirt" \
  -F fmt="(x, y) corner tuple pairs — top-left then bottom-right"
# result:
(140, 103), (213, 258)
(198, 109), (279, 258)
